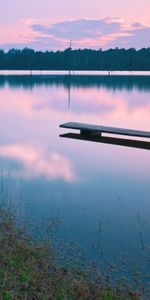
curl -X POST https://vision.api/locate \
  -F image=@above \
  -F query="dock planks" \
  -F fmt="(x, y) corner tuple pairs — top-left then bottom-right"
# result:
(60, 122), (150, 139)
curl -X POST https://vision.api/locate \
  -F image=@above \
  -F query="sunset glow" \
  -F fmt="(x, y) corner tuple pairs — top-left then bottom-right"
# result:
(0, 0), (150, 50)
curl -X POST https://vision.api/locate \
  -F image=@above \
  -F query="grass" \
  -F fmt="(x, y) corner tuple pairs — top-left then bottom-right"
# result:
(0, 207), (146, 300)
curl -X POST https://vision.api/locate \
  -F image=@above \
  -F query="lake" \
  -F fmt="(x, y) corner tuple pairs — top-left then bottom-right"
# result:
(0, 72), (150, 286)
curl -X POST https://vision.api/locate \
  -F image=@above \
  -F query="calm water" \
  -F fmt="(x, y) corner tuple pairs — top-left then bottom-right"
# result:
(0, 73), (150, 283)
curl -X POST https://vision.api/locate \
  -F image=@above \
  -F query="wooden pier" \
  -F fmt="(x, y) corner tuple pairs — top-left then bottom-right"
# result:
(59, 122), (150, 150)
(60, 122), (150, 138)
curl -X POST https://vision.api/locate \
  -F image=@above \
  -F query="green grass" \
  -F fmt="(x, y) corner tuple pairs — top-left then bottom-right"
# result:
(0, 207), (144, 299)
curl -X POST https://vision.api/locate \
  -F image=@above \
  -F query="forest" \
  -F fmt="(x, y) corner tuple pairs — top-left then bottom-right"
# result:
(0, 47), (150, 70)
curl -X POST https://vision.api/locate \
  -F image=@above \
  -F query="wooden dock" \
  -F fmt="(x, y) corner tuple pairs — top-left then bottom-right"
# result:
(59, 122), (150, 150)
(60, 122), (150, 138)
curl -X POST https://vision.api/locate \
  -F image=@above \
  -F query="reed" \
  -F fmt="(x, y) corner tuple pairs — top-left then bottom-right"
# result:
(0, 205), (144, 300)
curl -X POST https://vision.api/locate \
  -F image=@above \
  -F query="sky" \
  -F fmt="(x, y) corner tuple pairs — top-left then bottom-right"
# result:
(0, 0), (150, 51)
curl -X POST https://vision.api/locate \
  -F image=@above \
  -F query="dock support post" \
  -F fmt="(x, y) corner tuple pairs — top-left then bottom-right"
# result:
(80, 130), (101, 137)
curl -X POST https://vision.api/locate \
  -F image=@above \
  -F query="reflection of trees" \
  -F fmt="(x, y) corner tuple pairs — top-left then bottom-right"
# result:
(0, 74), (150, 91)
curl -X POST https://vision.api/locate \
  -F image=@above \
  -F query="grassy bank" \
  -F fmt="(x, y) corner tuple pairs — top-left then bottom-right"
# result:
(0, 207), (144, 300)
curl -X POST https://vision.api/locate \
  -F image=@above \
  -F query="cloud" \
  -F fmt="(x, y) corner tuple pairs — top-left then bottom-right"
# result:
(31, 18), (124, 49)
(1, 18), (150, 50)
(132, 22), (144, 28)
(32, 18), (121, 39)
(0, 144), (76, 182)
(30, 18), (150, 50)
(108, 27), (150, 49)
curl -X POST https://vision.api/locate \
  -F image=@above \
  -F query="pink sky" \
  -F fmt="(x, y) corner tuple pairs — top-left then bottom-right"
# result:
(0, 0), (150, 50)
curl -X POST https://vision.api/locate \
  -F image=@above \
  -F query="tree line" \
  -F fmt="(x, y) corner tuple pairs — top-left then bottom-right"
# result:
(0, 47), (150, 70)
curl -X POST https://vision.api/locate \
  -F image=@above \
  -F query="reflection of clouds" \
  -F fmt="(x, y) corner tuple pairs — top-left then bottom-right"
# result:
(0, 82), (150, 132)
(1, 83), (150, 117)
(0, 144), (76, 182)
(0, 86), (67, 118)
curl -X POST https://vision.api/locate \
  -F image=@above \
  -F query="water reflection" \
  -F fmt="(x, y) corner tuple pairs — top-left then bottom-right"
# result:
(0, 144), (76, 182)
(0, 74), (150, 283)
(1, 74), (150, 91)
(0, 75), (150, 127)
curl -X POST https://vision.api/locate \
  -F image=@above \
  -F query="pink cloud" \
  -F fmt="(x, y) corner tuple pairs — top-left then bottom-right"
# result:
(0, 19), (38, 46)
(1, 18), (150, 50)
